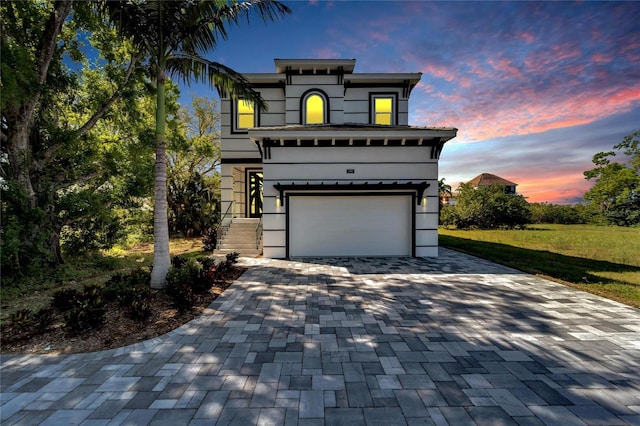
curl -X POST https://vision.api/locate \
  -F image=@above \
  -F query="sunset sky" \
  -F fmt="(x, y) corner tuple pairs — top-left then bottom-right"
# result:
(185, 0), (640, 204)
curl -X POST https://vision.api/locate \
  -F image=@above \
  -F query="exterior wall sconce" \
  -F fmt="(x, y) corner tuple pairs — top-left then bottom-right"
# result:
(422, 196), (428, 207)
(276, 198), (281, 208)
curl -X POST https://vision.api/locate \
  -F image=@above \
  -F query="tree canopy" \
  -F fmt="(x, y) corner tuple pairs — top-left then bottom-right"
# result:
(441, 184), (531, 229)
(102, 0), (291, 287)
(583, 130), (640, 226)
(1, 1), (151, 275)
(1, 1), (287, 283)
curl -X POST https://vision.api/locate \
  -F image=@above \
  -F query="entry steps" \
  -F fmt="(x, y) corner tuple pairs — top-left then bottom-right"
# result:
(216, 218), (262, 257)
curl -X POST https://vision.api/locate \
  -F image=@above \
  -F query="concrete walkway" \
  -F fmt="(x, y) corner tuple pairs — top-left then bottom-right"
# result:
(1, 249), (639, 425)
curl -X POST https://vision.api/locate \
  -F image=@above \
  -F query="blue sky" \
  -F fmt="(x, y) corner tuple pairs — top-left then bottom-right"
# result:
(180, 0), (640, 204)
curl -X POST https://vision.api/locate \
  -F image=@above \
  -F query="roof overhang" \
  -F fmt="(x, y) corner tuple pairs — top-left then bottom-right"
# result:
(274, 58), (356, 74)
(249, 124), (457, 160)
(249, 124), (456, 141)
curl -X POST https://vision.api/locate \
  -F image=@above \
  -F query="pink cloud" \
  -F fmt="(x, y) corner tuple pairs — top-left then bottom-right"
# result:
(415, 82), (435, 93)
(312, 47), (340, 59)
(370, 32), (390, 42)
(487, 57), (523, 79)
(592, 53), (612, 63)
(523, 43), (581, 75)
(415, 77), (640, 143)
(463, 163), (593, 205)
(514, 31), (536, 44)
(550, 43), (581, 62)
(510, 172), (592, 204)
(420, 63), (456, 82)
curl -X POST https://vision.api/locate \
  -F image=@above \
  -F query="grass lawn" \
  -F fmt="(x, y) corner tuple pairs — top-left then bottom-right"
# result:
(0, 238), (206, 325)
(439, 224), (640, 308)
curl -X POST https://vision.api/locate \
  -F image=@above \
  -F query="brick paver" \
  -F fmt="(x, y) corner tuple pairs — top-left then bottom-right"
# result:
(2, 249), (639, 425)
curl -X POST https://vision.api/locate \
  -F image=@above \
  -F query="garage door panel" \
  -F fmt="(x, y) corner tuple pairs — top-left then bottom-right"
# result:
(290, 195), (411, 257)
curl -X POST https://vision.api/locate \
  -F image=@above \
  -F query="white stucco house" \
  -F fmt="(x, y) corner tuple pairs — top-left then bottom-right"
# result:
(218, 58), (457, 258)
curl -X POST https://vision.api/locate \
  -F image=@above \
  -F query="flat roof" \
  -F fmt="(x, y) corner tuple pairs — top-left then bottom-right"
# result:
(274, 59), (356, 74)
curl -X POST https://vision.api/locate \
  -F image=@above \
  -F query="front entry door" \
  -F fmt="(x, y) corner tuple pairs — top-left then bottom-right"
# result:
(248, 171), (263, 218)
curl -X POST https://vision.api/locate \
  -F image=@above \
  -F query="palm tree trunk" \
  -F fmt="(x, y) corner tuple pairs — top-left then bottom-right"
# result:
(150, 62), (171, 288)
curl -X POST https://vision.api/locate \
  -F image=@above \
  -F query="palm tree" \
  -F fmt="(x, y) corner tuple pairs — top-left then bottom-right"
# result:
(438, 178), (452, 218)
(103, 0), (291, 287)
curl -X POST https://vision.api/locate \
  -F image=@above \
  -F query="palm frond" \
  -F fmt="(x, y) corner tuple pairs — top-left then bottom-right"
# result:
(178, 0), (291, 55)
(167, 54), (267, 111)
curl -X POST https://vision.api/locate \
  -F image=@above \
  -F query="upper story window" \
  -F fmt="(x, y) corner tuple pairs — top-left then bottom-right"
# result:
(371, 94), (397, 125)
(301, 90), (329, 124)
(235, 99), (255, 130)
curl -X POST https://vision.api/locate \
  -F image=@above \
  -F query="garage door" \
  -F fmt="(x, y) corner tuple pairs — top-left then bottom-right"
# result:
(289, 195), (412, 257)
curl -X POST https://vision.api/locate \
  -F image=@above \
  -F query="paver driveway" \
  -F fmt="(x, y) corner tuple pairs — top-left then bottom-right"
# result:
(2, 248), (639, 425)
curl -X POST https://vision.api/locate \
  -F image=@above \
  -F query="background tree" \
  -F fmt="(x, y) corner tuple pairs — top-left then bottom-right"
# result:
(167, 97), (221, 237)
(528, 202), (597, 225)
(1, 1), (148, 276)
(584, 130), (640, 226)
(438, 178), (452, 223)
(442, 183), (531, 230)
(103, 0), (291, 288)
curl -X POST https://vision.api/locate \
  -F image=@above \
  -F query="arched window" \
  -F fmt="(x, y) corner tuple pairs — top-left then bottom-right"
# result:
(301, 90), (329, 124)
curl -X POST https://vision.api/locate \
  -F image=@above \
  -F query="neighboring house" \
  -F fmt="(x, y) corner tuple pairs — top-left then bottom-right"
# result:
(466, 173), (518, 194)
(442, 173), (518, 207)
(219, 58), (457, 258)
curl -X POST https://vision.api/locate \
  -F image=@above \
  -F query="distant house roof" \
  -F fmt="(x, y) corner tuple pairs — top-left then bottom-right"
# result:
(467, 173), (517, 187)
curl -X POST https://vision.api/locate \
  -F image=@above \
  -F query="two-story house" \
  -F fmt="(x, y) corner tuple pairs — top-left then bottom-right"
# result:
(466, 173), (518, 194)
(219, 59), (457, 258)
(441, 174), (519, 207)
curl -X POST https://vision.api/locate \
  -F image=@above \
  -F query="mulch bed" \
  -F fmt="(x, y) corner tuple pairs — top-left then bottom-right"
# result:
(1, 268), (246, 356)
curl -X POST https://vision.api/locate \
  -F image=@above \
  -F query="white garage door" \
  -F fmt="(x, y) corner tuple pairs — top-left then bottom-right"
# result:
(289, 195), (412, 257)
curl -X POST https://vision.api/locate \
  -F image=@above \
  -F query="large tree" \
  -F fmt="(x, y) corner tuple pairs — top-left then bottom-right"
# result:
(1, 1), (146, 274)
(584, 130), (640, 226)
(102, 0), (291, 287)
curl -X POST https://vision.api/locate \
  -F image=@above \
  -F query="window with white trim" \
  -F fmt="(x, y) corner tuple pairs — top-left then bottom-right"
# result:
(371, 94), (396, 125)
(236, 99), (255, 130)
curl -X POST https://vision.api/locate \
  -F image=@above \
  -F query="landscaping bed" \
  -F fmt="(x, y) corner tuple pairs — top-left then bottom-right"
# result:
(1, 253), (245, 355)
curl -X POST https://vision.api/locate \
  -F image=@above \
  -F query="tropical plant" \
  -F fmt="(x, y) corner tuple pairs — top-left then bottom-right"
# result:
(102, 0), (291, 287)
(438, 177), (452, 222)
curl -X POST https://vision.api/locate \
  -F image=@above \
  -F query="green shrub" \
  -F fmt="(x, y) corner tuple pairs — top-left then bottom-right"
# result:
(63, 284), (106, 334)
(212, 252), (240, 282)
(6, 307), (54, 338)
(103, 268), (152, 321)
(225, 252), (240, 265)
(103, 268), (151, 305)
(173, 256), (209, 294)
(202, 228), (217, 252)
(31, 307), (55, 334)
(165, 281), (195, 312)
(8, 309), (33, 331)
(52, 288), (82, 312)
(165, 252), (239, 311)
(440, 205), (457, 227)
(450, 184), (531, 229)
(124, 289), (153, 321)
(195, 256), (219, 292)
(165, 265), (196, 311)
(171, 255), (191, 269)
